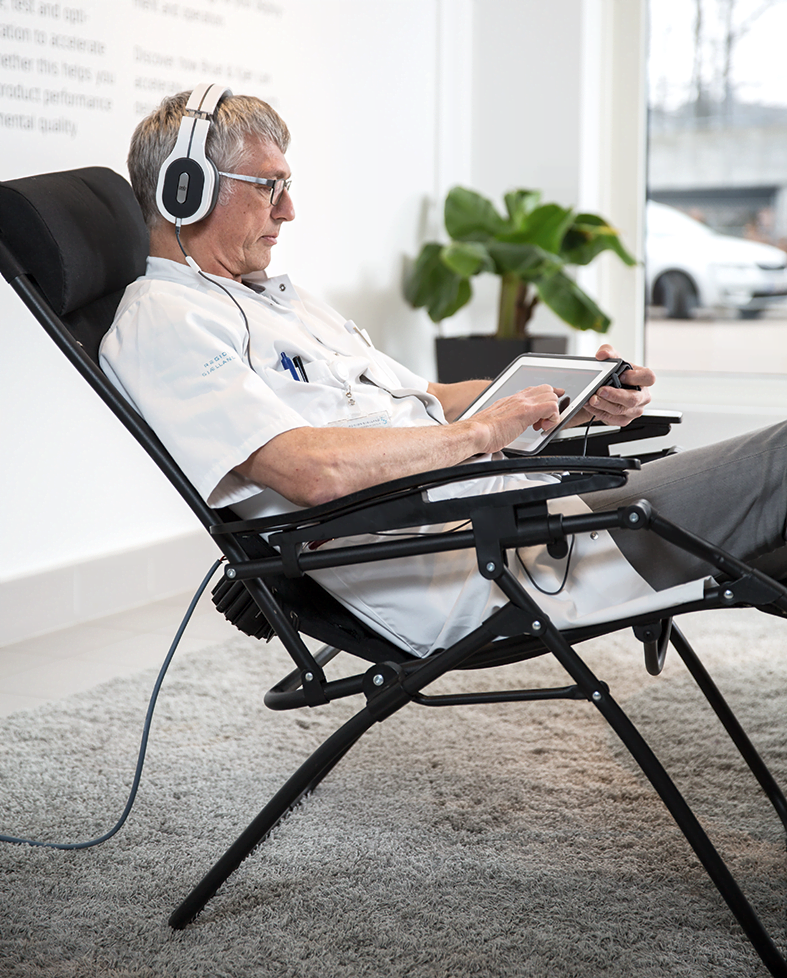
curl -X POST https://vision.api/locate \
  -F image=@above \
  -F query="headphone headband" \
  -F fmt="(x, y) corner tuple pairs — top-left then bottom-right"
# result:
(155, 83), (232, 226)
(184, 82), (227, 119)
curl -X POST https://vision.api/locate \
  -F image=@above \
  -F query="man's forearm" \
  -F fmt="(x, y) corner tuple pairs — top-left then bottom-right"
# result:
(236, 383), (562, 508)
(427, 379), (490, 421)
(235, 419), (489, 508)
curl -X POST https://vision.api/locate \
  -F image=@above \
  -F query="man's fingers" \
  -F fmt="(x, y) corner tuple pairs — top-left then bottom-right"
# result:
(595, 343), (656, 390)
(588, 386), (651, 424)
(622, 364), (656, 388)
(596, 385), (651, 408)
(594, 343), (617, 361)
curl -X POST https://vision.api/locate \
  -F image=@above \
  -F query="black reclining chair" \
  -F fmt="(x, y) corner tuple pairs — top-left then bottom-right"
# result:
(1, 167), (786, 977)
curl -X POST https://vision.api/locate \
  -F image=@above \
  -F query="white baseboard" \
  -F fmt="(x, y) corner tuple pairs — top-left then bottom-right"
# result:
(0, 532), (220, 646)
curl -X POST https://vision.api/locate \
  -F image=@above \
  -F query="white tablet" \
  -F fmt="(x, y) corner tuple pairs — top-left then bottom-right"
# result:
(456, 353), (630, 454)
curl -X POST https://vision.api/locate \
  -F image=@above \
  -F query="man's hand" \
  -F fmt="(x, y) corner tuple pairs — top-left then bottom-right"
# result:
(469, 384), (562, 455)
(570, 343), (655, 428)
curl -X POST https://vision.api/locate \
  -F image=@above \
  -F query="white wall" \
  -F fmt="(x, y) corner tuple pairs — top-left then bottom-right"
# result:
(449, 0), (646, 361)
(463, 1), (583, 343)
(0, 0), (645, 641)
(0, 0), (442, 590)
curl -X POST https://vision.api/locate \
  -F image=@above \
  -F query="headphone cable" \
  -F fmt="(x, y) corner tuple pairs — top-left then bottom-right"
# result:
(174, 224), (253, 364)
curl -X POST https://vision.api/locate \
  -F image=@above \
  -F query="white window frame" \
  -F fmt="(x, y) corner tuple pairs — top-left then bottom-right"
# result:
(575, 0), (648, 365)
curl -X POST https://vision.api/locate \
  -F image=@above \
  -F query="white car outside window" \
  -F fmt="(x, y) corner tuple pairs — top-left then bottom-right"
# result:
(646, 200), (787, 319)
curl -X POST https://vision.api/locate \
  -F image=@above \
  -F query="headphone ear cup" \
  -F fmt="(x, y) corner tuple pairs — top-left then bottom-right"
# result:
(157, 155), (208, 223)
(155, 83), (231, 225)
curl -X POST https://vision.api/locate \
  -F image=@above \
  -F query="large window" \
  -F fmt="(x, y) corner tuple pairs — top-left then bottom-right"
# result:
(646, 0), (787, 375)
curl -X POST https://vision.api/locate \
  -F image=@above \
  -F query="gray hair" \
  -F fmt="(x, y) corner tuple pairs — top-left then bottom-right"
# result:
(128, 90), (291, 229)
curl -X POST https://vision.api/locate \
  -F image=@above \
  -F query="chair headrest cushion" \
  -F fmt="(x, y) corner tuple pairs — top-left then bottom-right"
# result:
(0, 166), (148, 316)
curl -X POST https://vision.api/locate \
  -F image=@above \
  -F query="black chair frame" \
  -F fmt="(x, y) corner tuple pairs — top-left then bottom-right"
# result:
(2, 167), (787, 977)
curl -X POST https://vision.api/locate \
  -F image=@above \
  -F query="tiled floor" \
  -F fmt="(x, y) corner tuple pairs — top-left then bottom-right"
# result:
(0, 589), (241, 718)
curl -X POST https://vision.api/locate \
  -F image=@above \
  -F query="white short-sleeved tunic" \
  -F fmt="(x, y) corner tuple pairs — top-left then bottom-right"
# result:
(100, 258), (704, 657)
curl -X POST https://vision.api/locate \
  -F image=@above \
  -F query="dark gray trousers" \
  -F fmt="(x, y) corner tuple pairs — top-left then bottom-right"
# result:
(580, 421), (787, 590)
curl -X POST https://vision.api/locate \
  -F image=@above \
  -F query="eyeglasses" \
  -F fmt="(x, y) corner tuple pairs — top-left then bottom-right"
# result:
(218, 171), (292, 206)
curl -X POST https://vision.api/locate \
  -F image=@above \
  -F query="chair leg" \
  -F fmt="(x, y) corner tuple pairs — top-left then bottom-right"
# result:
(669, 621), (787, 833)
(484, 567), (787, 973)
(168, 706), (375, 929)
(594, 687), (787, 976)
(539, 625), (787, 977)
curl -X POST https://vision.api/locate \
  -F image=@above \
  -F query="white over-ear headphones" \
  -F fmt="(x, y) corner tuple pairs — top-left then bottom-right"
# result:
(155, 82), (232, 225)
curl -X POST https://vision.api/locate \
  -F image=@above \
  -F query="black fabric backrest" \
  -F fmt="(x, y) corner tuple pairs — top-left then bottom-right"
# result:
(0, 166), (148, 361)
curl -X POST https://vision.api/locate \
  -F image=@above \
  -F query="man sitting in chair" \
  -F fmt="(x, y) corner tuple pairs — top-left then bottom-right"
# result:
(100, 87), (787, 658)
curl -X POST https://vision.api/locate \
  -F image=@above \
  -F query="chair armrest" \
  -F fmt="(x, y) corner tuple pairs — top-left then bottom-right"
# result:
(542, 410), (683, 458)
(210, 455), (639, 544)
(211, 454), (642, 582)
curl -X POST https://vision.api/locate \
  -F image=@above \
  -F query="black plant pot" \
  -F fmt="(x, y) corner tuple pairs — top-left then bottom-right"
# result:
(435, 335), (568, 383)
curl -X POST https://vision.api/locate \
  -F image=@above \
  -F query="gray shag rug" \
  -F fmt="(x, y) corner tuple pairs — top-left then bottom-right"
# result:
(1, 608), (786, 978)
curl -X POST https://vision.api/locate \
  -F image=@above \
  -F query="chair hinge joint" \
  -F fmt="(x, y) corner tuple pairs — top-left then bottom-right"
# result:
(301, 669), (329, 706)
(362, 661), (412, 721)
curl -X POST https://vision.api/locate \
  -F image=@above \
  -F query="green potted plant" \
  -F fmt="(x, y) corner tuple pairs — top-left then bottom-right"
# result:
(404, 186), (636, 381)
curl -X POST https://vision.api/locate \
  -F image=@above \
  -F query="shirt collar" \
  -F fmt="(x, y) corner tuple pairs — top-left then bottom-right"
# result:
(144, 257), (300, 303)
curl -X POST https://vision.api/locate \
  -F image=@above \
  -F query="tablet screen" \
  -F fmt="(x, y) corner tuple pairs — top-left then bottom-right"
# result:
(456, 354), (623, 454)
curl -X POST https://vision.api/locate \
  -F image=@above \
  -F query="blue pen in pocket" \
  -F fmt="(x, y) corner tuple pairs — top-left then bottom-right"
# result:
(280, 351), (300, 380)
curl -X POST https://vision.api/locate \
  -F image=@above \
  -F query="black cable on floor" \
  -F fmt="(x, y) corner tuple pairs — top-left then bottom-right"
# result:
(0, 558), (224, 850)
